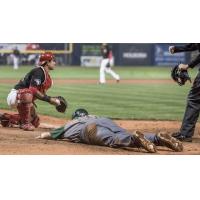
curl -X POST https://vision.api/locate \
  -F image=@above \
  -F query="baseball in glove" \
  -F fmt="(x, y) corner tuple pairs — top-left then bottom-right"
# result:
(55, 96), (68, 113)
(171, 64), (191, 86)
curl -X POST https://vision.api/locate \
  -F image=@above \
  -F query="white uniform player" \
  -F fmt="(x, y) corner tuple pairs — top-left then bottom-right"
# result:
(12, 47), (20, 70)
(99, 44), (120, 84)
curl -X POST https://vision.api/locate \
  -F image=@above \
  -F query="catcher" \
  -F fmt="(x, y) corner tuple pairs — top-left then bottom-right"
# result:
(169, 43), (200, 142)
(36, 108), (183, 153)
(0, 52), (67, 131)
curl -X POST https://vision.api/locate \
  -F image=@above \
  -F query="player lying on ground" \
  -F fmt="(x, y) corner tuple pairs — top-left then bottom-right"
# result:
(36, 108), (183, 153)
(0, 52), (63, 131)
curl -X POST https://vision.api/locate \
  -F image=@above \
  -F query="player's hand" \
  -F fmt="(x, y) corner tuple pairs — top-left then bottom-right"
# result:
(178, 63), (189, 71)
(49, 97), (61, 106)
(169, 46), (175, 54)
(36, 132), (51, 139)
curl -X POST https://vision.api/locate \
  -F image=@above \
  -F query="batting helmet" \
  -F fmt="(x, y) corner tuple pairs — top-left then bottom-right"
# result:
(39, 52), (55, 66)
(72, 108), (89, 120)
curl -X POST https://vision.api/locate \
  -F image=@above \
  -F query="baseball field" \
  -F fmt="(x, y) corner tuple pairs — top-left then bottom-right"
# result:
(0, 66), (200, 154)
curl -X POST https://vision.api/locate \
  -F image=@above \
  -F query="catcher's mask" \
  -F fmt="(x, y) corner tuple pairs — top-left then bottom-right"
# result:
(72, 108), (89, 120)
(171, 65), (191, 86)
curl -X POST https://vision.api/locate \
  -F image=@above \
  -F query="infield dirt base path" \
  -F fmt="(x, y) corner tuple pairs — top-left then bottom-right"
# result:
(1, 109), (200, 155)
(0, 79), (199, 154)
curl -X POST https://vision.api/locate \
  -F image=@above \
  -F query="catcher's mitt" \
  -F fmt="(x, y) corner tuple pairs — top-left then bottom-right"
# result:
(171, 65), (191, 86)
(55, 96), (68, 113)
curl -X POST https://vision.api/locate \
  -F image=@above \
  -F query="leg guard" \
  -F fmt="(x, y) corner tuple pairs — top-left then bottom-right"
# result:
(17, 89), (35, 131)
(30, 106), (40, 128)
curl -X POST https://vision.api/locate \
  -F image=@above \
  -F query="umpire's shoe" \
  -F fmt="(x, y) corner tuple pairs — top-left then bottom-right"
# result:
(134, 131), (157, 153)
(171, 132), (192, 142)
(157, 132), (183, 152)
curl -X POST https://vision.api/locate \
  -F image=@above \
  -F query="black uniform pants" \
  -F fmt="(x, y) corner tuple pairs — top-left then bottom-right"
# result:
(180, 70), (200, 137)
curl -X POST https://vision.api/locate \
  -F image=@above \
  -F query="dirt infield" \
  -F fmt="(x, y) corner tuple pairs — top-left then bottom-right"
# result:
(1, 78), (200, 154)
(1, 109), (200, 155)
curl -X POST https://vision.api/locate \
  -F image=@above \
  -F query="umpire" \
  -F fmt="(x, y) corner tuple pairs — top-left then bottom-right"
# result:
(169, 43), (200, 142)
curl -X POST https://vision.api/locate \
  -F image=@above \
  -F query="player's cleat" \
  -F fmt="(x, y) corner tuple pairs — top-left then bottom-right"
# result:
(21, 123), (35, 131)
(116, 79), (120, 83)
(133, 131), (157, 153)
(157, 132), (183, 152)
(171, 132), (192, 142)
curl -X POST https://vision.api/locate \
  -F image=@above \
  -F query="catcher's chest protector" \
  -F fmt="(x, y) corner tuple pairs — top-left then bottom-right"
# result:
(37, 67), (52, 94)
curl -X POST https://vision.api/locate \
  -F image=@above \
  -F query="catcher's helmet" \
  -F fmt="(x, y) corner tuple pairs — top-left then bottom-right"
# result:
(39, 52), (55, 65)
(171, 65), (191, 86)
(72, 108), (89, 119)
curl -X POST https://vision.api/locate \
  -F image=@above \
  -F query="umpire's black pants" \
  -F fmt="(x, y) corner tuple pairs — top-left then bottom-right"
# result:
(180, 69), (200, 138)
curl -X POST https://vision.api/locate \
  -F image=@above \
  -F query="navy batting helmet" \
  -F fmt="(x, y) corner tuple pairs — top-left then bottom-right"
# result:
(72, 108), (89, 119)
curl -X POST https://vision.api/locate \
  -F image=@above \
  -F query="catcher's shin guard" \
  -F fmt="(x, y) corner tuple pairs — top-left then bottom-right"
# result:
(30, 106), (40, 128)
(17, 89), (34, 131)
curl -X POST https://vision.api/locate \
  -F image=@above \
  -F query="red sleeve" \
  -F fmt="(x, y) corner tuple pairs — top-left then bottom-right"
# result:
(108, 51), (113, 59)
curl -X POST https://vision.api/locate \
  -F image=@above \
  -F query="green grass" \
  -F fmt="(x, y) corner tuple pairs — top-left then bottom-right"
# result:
(0, 65), (198, 79)
(0, 66), (198, 120)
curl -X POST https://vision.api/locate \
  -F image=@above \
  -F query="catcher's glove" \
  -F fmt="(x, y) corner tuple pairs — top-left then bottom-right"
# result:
(55, 96), (68, 113)
(171, 65), (191, 86)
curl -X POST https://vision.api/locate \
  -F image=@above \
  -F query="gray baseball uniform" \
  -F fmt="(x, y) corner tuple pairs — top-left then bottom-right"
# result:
(50, 115), (161, 148)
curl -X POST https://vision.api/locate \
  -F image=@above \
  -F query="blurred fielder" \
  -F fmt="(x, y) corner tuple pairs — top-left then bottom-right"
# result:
(99, 43), (120, 84)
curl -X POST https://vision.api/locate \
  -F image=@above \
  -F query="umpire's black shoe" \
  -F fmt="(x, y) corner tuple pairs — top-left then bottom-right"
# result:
(171, 132), (192, 142)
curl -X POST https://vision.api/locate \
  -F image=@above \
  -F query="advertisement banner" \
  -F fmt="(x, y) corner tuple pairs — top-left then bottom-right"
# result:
(154, 44), (186, 66)
(80, 56), (102, 67)
(118, 44), (152, 66)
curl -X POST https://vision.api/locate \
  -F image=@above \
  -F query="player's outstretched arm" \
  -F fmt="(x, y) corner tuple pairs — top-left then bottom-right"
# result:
(36, 132), (52, 139)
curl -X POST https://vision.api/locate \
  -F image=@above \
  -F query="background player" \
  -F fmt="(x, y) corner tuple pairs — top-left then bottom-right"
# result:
(99, 43), (120, 84)
(12, 46), (20, 70)
(0, 52), (61, 131)
(169, 43), (200, 142)
(36, 108), (183, 153)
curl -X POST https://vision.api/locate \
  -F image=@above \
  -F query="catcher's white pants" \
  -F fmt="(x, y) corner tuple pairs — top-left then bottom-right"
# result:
(99, 58), (120, 84)
(7, 89), (18, 108)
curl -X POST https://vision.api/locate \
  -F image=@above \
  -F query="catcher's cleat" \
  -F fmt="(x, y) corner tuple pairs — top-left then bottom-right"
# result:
(157, 132), (183, 152)
(133, 131), (157, 153)
(21, 123), (35, 131)
(172, 132), (192, 142)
